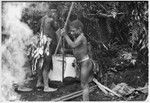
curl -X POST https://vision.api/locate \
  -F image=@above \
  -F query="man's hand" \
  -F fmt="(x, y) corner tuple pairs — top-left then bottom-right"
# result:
(56, 28), (66, 37)
(61, 28), (67, 36)
(56, 28), (61, 36)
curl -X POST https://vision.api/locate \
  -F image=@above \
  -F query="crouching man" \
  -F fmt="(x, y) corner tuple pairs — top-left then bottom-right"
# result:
(61, 20), (93, 101)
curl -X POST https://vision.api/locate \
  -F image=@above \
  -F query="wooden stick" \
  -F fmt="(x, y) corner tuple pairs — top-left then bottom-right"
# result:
(52, 85), (97, 101)
(93, 78), (121, 97)
(54, 36), (61, 55)
(136, 87), (148, 91)
(60, 35), (65, 82)
(93, 79), (108, 95)
(61, 86), (96, 101)
(54, 2), (74, 55)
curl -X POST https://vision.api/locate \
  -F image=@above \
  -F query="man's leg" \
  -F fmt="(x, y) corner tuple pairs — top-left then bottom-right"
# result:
(43, 57), (57, 92)
(36, 57), (44, 87)
(81, 83), (89, 101)
(81, 60), (93, 101)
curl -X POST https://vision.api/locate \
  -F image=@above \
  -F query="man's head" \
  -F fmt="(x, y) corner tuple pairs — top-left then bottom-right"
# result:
(47, 9), (58, 19)
(70, 20), (84, 37)
(47, 4), (58, 19)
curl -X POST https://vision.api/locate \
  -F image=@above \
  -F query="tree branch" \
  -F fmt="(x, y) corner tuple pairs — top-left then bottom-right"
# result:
(98, 3), (108, 12)
(97, 12), (113, 17)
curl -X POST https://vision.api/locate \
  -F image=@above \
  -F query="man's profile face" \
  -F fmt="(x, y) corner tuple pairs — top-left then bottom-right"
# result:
(70, 26), (80, 37)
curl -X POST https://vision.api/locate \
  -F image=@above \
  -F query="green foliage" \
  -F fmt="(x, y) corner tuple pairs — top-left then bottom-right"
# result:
(127, 2), (148, 51)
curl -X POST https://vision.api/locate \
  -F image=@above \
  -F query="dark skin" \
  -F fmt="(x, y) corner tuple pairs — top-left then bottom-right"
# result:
(62, 26), (88, 61)
(61, 27), (93, 101)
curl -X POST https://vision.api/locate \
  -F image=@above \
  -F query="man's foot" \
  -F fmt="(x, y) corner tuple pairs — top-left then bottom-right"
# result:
(36, 82), (44, 91)
(17, 86), (32, 92)
(36, 82), (43, 87)
(43, 87), (57, 92)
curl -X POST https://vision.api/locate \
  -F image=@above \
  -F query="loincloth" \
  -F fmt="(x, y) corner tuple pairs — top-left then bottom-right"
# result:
(77, 55), (97, 69)
(79, 55), (90, 63)
(76, 55), (97, 84)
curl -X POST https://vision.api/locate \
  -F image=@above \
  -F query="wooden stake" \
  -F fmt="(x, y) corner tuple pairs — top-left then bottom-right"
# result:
(62, 37), (65, 82)
(93, 78), (122, 97)
(54, 2), (74, 55)
(52, 85), (97, 101)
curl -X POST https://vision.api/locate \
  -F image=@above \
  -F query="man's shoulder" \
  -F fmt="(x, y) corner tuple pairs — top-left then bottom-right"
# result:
(41, 15), (47, 20)
(80, 33), (87, 40)
(41, 15), (46, 23)
(78, 33), (87, 43)
(41, 15), (53, 22)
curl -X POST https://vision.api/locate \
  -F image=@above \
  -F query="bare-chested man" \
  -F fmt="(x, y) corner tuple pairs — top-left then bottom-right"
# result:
(36, 7), (59, 92)
(61, 20), (93, 101)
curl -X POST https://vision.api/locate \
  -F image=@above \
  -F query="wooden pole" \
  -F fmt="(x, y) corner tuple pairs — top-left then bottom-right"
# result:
(93, 78), (122, 97)
(52, 85), (97, 101)
(62, 37), (65, 82)
(53, 2), (74, 82)
(54, 2), (74, 55)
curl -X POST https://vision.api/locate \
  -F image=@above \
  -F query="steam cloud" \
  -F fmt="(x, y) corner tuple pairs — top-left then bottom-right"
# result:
(1, 2), (33, 101)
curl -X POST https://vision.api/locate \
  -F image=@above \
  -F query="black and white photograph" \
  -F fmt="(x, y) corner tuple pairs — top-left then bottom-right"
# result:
(1, 1), (148, 101)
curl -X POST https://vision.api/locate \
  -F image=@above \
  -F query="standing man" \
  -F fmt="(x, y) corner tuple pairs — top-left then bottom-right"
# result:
(61, 20), (93, 101)
(36, 6), (59, 92)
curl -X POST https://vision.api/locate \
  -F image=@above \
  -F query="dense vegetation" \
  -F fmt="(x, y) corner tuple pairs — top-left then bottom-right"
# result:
(21, 1), (148, 87)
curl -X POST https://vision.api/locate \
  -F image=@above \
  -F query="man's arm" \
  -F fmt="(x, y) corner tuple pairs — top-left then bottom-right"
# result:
(64, 34), (83, 48)
(40, 17), (45, 32)
(51, 19), (59, 31)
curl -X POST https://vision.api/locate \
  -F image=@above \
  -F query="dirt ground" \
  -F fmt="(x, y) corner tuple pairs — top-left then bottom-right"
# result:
(15, 77), (148, 101)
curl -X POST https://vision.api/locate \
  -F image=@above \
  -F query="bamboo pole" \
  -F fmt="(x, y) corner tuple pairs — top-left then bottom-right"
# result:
(52, 85), (97, 101)
(61, 86), (96, 101)
(54, 2), (74, 82)
(54, 2), (74, 55)
(93, 78), (122, 97)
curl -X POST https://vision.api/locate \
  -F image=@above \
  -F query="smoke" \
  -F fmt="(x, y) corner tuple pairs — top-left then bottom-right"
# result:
(1, 2), (33, 101)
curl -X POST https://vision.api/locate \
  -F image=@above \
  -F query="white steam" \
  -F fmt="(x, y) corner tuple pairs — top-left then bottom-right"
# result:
(1, 2), (32, 101)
